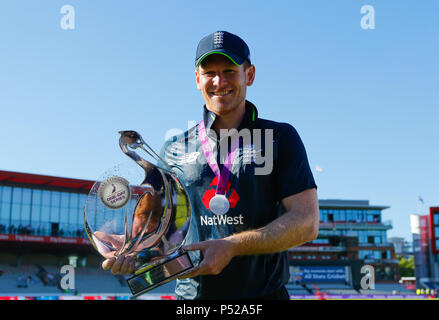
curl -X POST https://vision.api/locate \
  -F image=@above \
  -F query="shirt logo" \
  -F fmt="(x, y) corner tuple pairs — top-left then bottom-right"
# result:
(242, 144), (263, 164)
(174, 152), (200, 165)
(200, 213), (244, 226)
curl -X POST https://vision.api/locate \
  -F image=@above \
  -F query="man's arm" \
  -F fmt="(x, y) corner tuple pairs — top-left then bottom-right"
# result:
(179, 187), (319, 278)
(227, 187), (319, 255)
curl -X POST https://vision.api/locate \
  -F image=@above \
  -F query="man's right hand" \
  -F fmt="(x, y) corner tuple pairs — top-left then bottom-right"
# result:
(102, 254), (136, 276)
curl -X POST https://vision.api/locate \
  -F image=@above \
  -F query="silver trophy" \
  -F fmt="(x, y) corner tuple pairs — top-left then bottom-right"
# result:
(83, 130), (194, 298)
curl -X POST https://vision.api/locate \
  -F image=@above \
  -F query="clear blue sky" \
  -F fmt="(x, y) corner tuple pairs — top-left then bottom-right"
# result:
(1, 1), (438, 241)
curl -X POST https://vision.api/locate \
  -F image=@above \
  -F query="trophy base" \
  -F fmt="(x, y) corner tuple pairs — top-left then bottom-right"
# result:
(126, 250), (194, 299)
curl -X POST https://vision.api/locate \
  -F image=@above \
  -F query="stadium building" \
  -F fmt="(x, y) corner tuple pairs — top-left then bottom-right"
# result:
(410, 208), (439, 290)
(389, 237), (413, 259)
(288, 199), (400, 294)
(0, 170), (138, 298)
(0, 170), (403, 298)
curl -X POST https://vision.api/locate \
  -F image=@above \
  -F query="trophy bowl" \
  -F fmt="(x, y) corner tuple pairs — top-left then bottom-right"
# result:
(83, 130), (194, 298)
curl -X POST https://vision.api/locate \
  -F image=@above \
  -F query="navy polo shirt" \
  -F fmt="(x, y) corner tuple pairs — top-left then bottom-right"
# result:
(160, 100), (317, 299)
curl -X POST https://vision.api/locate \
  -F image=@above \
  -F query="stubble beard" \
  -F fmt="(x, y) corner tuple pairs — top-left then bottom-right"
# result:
(206, 90), (246, 117)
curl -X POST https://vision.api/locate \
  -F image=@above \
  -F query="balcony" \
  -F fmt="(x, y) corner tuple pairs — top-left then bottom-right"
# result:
(363, 258), (399, 264)
(319, 220), (392, 230)
(288, 245), (347, 253)
(358, 242), (394, 248)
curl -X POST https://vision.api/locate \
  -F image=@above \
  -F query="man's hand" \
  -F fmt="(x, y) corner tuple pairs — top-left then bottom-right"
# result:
(178, 239), (236, 279)
(102, 254), (136, 276)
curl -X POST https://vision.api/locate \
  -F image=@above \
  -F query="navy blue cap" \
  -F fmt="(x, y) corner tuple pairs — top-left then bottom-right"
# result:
(195, 31), (251, 67)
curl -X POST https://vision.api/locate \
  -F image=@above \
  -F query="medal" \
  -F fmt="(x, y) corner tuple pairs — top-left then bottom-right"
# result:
(198, 120), (240, 215)
(209, 194), (230, 215)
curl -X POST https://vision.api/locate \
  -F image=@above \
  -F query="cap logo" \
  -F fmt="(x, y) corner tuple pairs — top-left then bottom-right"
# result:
(213, 31), (224, 49)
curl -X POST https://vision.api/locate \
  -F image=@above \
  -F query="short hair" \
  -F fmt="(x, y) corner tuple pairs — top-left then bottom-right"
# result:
(242, 60), (250, 70)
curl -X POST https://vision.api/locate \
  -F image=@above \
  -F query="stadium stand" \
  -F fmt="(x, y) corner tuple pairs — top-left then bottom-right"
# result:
(286, 280), (416, 296)
(0, 264), (177, 296)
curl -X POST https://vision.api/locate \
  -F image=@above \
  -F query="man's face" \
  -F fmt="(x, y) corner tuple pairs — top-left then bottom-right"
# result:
(195, 54), (255, 116)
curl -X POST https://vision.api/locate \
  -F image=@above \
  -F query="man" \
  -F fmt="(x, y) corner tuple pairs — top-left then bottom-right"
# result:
(103, 31), (319, 300)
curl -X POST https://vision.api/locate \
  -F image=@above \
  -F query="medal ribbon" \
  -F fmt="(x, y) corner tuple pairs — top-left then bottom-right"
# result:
(198, 120), (240, 196)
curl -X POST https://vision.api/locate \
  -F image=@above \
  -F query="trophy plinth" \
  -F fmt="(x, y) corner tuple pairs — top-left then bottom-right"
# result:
(83, 130), (194, 298)
(126, 250), (193, 297)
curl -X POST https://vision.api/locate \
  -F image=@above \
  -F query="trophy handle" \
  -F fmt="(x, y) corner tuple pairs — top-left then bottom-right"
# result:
(117, 130), (178, 254)
(118, 130), (172, 174)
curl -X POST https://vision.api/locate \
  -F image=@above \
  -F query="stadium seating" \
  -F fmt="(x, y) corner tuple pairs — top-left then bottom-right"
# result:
(0, 264), (176, 296)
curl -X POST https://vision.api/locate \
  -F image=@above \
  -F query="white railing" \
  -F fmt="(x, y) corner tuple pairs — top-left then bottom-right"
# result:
(288, 246), (346, 252)
(358, 243), (394, 248)
(319, 221), (392, 229)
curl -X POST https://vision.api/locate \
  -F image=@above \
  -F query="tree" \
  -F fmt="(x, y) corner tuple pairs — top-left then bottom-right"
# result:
(398, 255), (414, 277)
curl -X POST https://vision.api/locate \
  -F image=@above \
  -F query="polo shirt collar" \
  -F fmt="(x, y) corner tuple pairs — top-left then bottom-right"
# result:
(202, 100), (258, 131)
